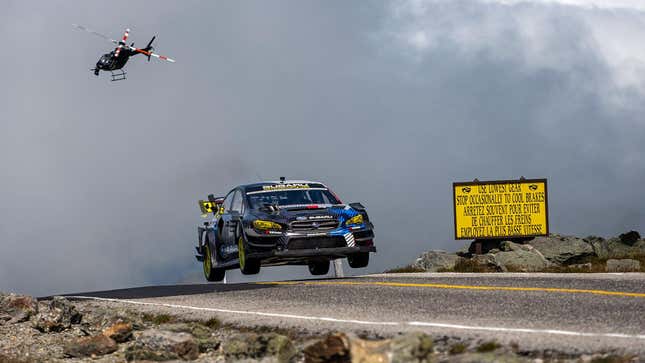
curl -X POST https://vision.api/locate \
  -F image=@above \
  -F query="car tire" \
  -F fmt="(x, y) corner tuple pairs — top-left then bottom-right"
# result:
(237, 231), (261, 275)
(203, 244), (226, 282)
(308, 260), (330, 275)
(348, 252), (369, 268)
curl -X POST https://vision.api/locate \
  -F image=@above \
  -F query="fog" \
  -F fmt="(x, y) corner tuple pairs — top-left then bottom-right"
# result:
(1, 0), (644, 296)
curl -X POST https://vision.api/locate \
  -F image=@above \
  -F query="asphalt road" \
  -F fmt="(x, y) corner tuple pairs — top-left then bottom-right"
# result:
(67, 273), (645, 355)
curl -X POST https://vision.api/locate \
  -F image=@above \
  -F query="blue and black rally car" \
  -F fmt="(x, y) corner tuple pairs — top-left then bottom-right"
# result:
(195, 179), (376, 281)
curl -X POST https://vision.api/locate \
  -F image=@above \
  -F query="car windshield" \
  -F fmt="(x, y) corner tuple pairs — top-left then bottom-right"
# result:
(247, 189), (341, 209)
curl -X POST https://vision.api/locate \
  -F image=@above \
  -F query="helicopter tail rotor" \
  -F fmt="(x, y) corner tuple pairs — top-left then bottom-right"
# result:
(127, 37), (175, 63)
(143, 36), (156, 61)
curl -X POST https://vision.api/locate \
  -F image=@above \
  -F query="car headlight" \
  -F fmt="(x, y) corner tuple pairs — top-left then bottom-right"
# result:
(253, 220), (282, 230)
(345, 214), (364, 226)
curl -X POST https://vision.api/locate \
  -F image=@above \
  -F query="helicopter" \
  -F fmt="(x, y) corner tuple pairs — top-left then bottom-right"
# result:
(73, 24), (175, 81)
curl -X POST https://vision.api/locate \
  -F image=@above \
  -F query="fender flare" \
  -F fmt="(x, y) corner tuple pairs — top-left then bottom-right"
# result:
(205, 229), (222, 264)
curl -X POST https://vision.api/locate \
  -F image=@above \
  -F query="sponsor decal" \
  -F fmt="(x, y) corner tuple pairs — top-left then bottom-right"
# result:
(308, 215), (333, 220)
(262, 183), (310, 190)
(344, 232), (356, 247)
(221, 245), (239, 255)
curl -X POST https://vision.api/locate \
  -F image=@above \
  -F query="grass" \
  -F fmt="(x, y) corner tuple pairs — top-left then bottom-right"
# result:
(141, 313), (176, 325)
(202, 317), (221, 330)
(590, 355), (637, 363)
(476, 341), (501, 353)
(448, 343), (467, 355)
(383, 265), (426, 273)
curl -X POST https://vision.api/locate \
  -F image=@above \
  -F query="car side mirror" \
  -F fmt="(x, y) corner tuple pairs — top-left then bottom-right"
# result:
(349, 202), (366, 211)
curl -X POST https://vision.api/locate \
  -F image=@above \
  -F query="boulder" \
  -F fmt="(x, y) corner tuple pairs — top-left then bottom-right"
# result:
(606, 259), (641, 272)
(470, 254), (500, 272)
(63, 334), (117, 358)
(0, 294), (38, 324)
(584, 236), (610, 259)
(348, 336), (390, 363)
(493, 242), (549, 272)
(223, 332), (296, 363)
(33, 296), (82, 332)
(467, 240), (502, 254)
(80, 306), (144, 332)
(413, 250), (459, 272)
(162, 322), (220, 352)
(529, 235), (595, 265)
(304, 333), (351, 363)
(125, 329), (199, 361)
(619, 231), (641, 246)
(499, 241), (526, 252)
(390, 332), (434, 363)
(102, 322), (133, 343)
(605, 238), (645, 258)
(455, 244), (471, 257)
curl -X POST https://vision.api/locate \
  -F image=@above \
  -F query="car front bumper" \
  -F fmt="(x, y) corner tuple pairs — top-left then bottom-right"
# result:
(246, 226), (374, 249)
(248, 245), (376, 260)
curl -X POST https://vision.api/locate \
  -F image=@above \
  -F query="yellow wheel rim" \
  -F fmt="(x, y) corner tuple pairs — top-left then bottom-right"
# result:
(238, 236), (245, 270)
(203, 245), (211, 277)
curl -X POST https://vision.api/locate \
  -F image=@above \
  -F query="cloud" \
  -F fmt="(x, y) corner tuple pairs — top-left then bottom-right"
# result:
(1, 1), (644, 296)
(388, 0), (645, 93)
(483, 0), (645, 12)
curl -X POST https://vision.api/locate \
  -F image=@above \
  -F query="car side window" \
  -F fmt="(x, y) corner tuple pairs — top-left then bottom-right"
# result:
(223, 191), (235, 212)
(231, 190), (243, 213)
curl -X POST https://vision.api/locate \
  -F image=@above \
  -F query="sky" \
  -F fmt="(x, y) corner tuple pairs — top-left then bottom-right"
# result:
(1, 0), (644, 296)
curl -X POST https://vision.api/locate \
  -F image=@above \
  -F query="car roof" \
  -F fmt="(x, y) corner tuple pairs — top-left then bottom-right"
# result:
(239, 180), (327, 192)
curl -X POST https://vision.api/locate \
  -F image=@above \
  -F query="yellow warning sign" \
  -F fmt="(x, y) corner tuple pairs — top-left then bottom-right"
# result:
(453, 179), (548, 240)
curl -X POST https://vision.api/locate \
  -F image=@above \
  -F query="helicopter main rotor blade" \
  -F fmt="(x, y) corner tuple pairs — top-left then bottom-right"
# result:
(128, 46), (176, 63)
(114, 28), (130, 58)
(72, 24), (118, 44)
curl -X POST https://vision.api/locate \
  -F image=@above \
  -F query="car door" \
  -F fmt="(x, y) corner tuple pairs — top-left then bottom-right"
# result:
(226, 190), (244, 245)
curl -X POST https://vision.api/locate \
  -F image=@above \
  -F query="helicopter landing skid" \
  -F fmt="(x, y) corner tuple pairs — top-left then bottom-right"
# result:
(110, 69), (126, 81)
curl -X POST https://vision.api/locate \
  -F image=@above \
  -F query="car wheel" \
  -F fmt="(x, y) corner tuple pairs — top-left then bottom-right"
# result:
(203, 244), (226, 282)
(238, 233), (261, 275)
(308, 260), (330, 275)
(348, 252), (369, 268)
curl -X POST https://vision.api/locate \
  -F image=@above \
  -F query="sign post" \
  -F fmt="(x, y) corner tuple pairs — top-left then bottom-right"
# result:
(333, 259), (344, 278)
(453, 179), (548, 240)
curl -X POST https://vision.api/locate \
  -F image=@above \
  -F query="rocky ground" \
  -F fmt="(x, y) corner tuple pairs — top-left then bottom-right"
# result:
(1, 292), (640, 362)
(402, 231), (645, 274)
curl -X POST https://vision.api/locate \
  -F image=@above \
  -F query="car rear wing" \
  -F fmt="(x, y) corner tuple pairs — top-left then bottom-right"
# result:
(198, 194), (224, 217)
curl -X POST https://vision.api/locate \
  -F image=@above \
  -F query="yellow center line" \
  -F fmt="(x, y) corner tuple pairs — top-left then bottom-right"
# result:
(256, 280), (645, 298)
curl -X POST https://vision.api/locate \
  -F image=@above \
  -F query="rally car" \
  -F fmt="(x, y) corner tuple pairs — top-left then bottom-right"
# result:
(194, 179), (376, 281)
